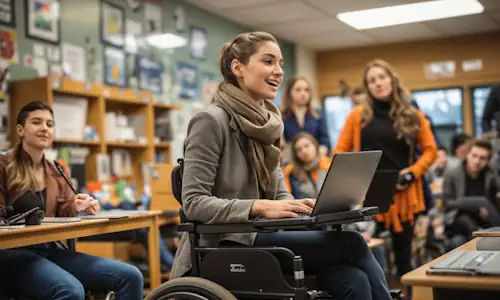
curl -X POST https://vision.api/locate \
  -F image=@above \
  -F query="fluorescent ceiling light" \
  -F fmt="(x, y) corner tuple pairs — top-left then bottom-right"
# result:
(145, 33), (187, 49)
(337, 0), (484, 30)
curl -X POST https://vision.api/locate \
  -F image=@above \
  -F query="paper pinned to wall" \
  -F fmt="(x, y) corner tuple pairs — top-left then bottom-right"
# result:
(62, 42), (86, 81)
(33, 43), (45, 57)
(32, 57), (48, 76)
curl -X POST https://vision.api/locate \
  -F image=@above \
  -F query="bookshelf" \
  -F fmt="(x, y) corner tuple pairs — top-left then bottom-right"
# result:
(9, 76), (181, 194)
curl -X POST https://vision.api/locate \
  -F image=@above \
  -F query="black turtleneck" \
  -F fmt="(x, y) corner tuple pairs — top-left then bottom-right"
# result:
(361, 100), (410, 170)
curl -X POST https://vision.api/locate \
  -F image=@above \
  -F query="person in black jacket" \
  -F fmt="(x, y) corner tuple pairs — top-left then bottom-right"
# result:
(481, 84), (500, 135)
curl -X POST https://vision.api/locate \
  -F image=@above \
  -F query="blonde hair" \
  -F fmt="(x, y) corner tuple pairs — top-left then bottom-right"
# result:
(361, 59), (419, 140)
(290, 132), (319, 182)
(281, 76), (319, 119)
(6, 142), (37, 197)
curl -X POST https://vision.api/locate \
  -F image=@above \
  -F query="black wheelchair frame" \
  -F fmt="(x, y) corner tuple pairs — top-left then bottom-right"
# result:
(144, 159), (404, 300)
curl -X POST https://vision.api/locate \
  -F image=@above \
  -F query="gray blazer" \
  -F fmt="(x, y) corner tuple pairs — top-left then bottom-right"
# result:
(442, 164), (496, 209)
(171, 104), (293, 279)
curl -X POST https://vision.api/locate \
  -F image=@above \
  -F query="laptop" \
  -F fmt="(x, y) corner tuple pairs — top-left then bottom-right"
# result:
(363, 169), (399, 214)
(427, 249), (500, 276)
(252, 150), (382, 227)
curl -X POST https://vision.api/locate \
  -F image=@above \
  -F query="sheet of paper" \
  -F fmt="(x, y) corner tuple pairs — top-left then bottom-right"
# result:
(32, 57), (48, 76)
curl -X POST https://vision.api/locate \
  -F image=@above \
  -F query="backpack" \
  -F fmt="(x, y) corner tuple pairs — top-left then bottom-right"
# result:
(171, 158), (184, 205)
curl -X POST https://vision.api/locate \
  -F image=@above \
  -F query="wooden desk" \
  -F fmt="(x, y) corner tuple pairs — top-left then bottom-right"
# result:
(0, 211), (163, 289)
(401, 238), (500, 300)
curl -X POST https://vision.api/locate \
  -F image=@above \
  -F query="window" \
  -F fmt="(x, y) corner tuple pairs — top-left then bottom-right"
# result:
(412, 88), (463, 128)
(470, 85), (495, 136)
(323, 95), (353, 148)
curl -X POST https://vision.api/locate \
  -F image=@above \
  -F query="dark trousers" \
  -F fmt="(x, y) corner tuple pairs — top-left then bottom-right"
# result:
(254, 230), (392, 300)
(389, 221), (414, 277)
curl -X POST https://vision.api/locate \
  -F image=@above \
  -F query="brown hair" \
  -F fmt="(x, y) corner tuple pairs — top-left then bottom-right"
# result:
(281, 76), (319, 119)
(361, 59), (419, 140)
(219, 31), (278, 88)
(290, 132), (319, 182)
(470, 138), (493, 158)
(6, 101), (53, 195)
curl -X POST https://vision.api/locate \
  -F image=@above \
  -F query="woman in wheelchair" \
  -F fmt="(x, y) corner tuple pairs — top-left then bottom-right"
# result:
(170, 31), (392, 300)
(0, 102), (143, 299)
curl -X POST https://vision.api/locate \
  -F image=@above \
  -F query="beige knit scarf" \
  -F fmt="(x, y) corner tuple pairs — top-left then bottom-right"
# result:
(213, 82), (284, 192)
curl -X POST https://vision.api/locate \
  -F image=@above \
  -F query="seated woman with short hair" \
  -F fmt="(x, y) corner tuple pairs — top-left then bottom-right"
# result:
(171, 31), (392, 300)
(0, 101), (143, 300)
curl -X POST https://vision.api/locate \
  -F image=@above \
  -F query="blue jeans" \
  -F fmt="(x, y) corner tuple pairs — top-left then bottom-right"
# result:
(372, 245), (388, 274)
(135, 228), (175, 267)
(0, 246), (143, 300)
(254, 230), (391, 300)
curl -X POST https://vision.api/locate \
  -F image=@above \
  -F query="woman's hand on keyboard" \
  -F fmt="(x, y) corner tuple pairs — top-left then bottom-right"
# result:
(251, 199), (314, 219)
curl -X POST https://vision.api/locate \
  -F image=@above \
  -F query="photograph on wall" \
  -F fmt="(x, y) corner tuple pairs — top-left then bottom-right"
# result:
(104, 47), (126, 88)
(176, 62), (198, 100)
(25, 0), (60, 44)
(189, 26), (208, 61)
(0, 0), (15, 27)
(100, 0), (125, 48)
(137, 55), (163, 94)
(144, 3), (162, 35)
(0, 26), (18, 64)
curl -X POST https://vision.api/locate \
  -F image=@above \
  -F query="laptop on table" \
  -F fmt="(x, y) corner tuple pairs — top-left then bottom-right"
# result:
(252, 150), (383, 227)
(427, 249), (500, 276)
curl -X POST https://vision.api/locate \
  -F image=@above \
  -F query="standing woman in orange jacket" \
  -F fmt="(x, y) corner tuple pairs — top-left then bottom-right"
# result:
(334, 59), (437, 278)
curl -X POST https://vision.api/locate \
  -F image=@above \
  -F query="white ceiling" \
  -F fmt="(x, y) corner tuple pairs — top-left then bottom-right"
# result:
(184, 0), (500, 50)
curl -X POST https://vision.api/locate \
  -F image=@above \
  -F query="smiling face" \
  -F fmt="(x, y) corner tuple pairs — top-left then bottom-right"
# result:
(232, 41), (284, 101)
(365, 66), (393, 101)
(16, 109), (54, 150)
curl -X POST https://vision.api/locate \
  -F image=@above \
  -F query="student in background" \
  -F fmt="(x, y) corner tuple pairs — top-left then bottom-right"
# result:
(443, 139), (498, 243)
(448, 133), (472, 170)
(334, 59), (437, 279)
(351, 87), (367, 106)
(281, 76), (330, 156)
(283, 132), (331, 199)
(0, 101), (143, 300)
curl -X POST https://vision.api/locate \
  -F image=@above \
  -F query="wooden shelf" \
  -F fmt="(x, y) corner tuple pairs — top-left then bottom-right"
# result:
(53, 139), (100, 146)
(154, 103), (182, 110)
(154, 142), (171, 149)
(9, 76), (182, 194)
(106, 141), (149, 148)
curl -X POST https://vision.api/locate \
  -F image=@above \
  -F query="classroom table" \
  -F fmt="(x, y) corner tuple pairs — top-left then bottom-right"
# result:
(0, 211), (164, 289)
(401, 238), (500, 300)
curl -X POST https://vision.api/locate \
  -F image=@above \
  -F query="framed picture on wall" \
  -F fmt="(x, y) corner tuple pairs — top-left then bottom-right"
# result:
(25, 0), (60, 44)
(0, 0), (15, 27)
(103, 47), (127, 88)
(100, 0), (125, 48)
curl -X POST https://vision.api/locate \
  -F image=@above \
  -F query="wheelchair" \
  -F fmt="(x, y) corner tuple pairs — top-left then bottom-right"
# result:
(145, 161), (404, 300)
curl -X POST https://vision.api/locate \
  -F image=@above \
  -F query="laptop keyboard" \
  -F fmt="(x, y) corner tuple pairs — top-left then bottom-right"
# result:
(432, 250), (495, 270)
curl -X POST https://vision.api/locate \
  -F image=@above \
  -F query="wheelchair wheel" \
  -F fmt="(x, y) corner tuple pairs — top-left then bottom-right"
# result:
(145, 277), (237, 300)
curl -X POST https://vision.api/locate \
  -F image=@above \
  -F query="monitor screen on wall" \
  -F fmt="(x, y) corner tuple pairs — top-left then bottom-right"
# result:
(471, 85), (495, 136)
(411, 88), (463, 129)
(323, 95), (353, 149)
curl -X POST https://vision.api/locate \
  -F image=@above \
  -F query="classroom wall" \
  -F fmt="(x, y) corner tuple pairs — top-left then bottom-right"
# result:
(316, 31), (500, 134)
(6, 0), (296, 100)
(294, 44), (319, 105)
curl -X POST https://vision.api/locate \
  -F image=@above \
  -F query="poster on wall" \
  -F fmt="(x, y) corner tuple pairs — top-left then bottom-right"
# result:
(144, 3), (162, 35)
(189, 26), (208, 61)
(62, 42), (86, 82)
(0, 0), (15, 27)
(100, 0), (125, 48)
(173, 6), (186, 33)
(137, 55), (163, 94)
(25, 0), (60, 44)
(125, 19), (143, 54)
(104, 47), (126, 88)
(176, 62), (198, 100)
(0, 26), (18, 64)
